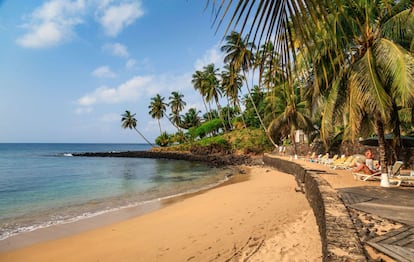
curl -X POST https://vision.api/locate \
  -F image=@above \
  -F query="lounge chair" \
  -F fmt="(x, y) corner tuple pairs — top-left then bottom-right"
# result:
(324, 154), (339, 165)
(353, 161), (403, 182)
(389, 172), (414, 186)
(329, 155), (345, 167)
(317, 153), (329, 164)
(331, 155), (354, 169)
(307, 152), (316, 162)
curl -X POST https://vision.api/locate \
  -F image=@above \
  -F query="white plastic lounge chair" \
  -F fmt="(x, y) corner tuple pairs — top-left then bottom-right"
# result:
(353, 161), (403, 181)
(390, 172), (414, 187)
(324, 154), (338, 165)
(317, 153), (329, 164)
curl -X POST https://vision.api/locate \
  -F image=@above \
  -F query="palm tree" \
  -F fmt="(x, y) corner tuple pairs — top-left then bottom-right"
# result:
(192, 70), (211, 120)
(222, 31), (278, 145)
(121, 110), (153, 146)
(181, 108), (201, 129)
(315, 1), (414, 167)
(169, 91), (186, 130)
(267, 82), (314, 154)
(211, 0), (414, 164)
(202, 64), (227, 131)
(148, 94), (167, 134)
(221, 64), (245, 128)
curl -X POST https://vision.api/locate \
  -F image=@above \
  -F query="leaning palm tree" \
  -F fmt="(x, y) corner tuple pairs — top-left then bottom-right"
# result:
(121, 110), (153, 146)
(222, 31), (279, 145)
(148, 94), (167, 134)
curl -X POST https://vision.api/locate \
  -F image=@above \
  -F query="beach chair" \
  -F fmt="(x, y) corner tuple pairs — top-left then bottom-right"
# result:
(324, 154), (338, 165)
(389, 170), (414, 187)
(329, 154), (345, 166)
(353, 161), (403, 182)
(317, 153), (329, 164)
(331, 155), (353, 169)
(307, 152), (316, 162)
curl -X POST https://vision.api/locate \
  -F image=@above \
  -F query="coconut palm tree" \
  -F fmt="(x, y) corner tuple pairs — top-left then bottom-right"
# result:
(222, 31), (278, 145)
(211, 0), (414, 164)
(121, 110), (153, 146)
(192, 70), (211, 120)
(221, 64), (246, 128)
(267, 82), (314, 154)
(221, 33), (258, 119)
(202, 64), (227, 131)
(181, 108), (201, 130)
(314, 0), (414, 166)
(169, 91), (186, 130)
(148, 94), (167, 134)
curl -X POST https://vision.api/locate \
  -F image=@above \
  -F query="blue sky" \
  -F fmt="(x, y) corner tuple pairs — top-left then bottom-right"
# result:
(0, 0), (227, 143)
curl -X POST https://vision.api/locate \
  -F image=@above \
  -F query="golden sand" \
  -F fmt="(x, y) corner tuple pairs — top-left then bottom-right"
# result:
(0, 166), (322, 262)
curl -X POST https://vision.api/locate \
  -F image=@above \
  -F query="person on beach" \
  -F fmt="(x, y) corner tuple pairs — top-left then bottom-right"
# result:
(353, 149), (379, 174)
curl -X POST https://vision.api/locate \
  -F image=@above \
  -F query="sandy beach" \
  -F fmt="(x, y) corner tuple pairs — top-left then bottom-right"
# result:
(0, 166), (322, 262)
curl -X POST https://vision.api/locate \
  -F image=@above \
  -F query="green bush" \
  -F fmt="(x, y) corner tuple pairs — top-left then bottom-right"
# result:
(192, 119), (223, 139)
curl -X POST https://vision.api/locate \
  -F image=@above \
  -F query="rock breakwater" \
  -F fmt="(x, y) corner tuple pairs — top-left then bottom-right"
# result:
(73, 151), (261, 167)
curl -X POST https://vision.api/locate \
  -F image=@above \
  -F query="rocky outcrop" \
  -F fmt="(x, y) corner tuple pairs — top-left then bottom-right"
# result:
(73, 151), (261, 167)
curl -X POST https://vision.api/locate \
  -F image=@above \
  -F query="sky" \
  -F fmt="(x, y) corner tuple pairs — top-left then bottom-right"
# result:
(0, 0), (228, 143)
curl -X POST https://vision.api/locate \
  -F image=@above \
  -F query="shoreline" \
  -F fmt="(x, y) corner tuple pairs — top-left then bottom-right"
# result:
(0, 165), (322, 261)
(0, 165), (246, 252)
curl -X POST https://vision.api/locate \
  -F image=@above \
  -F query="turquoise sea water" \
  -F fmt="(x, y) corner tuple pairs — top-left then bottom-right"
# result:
(0, 143), (231, 240)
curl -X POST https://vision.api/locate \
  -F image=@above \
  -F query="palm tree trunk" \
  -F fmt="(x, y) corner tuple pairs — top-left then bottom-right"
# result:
(202, 98), (211, 121)
(158, 120), (162, 134)
(226, 97), (233, 130)
(134, 127), (154, 146)
(375, 116), (388, 170)
(215, 98), (228, 132)
(167, 117), (180, 132)
(291, 128), (297, 155)
(236, 100), (246, 128)
(391, 102), (402, 163)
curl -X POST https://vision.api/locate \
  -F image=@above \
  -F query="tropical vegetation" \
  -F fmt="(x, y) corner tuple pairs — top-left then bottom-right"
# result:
(121, 0), (413, 168)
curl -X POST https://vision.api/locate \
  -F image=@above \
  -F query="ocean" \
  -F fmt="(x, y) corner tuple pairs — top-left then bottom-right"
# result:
(0, 143), (233, 241)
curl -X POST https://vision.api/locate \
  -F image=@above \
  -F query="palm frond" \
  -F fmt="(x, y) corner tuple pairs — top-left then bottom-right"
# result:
(349, 47), (392, 120)
(382, 8), (414, 51)
(320, 77), (341, 146)
(374, 38), (414, 107)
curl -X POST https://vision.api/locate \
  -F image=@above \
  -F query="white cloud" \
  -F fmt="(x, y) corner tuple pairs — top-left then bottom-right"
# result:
(77, 75), (153, 106)
(75, 72), (193, 111)
(94, 0), (112, 9)
(92, 66), (116, 78)
(16, 0), (143, 48)
(98, 2), (144, 37)
(16, 0), (85, 48)
(103, 42), (129, 57)
(194, 44), (224, 70)
(126, 58), (136, 69)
